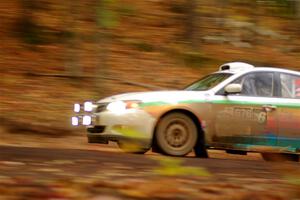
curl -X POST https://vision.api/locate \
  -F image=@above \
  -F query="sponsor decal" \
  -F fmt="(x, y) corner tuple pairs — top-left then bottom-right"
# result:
(217, 107), (267, 124)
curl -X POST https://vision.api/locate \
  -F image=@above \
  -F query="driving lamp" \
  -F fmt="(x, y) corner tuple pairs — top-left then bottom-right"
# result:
(71, 117), (79, 126)
(82, 115), (92, 125)
(74, 103), (80, 113)
(84, 101), (93, 112)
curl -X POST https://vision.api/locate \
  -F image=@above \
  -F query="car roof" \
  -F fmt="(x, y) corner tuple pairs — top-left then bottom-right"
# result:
(215, 62), (300, 76)
(253, 67), (300, 75)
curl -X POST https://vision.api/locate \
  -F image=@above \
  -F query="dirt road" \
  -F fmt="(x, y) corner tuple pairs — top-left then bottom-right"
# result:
(0, 145), (299, 199)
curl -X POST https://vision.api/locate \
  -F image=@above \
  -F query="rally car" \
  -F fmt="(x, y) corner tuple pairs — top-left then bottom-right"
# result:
(72, 62), (300, 161)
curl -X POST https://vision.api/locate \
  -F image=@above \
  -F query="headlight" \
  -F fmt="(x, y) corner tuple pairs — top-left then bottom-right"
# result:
(84, 101), (93, 112)
(71, 117), (79, 126)
(82, 115), (92, 125)
(106, 100), (141, 114)
(107, 101), (127, 114)
(74, 103), (80, 113)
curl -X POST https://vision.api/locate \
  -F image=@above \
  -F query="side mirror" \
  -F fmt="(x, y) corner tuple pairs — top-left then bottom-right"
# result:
(224, 84), (242, 94)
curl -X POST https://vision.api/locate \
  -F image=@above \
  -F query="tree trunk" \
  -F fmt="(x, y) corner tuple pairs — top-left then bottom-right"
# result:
(218, 0), (228, 28)
(296, 0), (300, 27)
(185, 0), (198, 49)
(64, 0), (81, 77)
(94, 0), (110, 96)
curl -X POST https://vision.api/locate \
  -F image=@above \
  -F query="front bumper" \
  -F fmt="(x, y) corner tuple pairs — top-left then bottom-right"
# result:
(73, 108), (157, 149)
(87, 133), (152, 150)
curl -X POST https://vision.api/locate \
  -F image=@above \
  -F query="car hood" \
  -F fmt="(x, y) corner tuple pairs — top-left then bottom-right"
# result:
(97, 90), (211, 104)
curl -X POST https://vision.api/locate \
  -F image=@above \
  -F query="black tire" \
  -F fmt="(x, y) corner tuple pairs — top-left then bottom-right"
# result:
(117, 141), (149, 154)
(261, 153), (299, 162)
(155, 112), (198, 156)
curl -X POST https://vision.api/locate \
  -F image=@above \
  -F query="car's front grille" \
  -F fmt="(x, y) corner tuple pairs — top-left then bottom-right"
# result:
(95, 103), (108, 113)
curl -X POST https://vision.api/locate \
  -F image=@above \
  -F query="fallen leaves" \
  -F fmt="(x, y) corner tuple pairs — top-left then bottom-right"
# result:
(152, 156), (211, 177)
(35, 168), (63, 173)
(0, 161), (26, 166)
(0, 155), (299, 200)
(45, 160), (75, 165)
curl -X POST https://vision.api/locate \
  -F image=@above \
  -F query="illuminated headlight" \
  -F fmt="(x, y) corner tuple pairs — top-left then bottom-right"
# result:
(107, 101), (127, 114)
(106, 100), (141, 114)
(74, 103), (80, 113)
(71, 117), (79, 126)
(84, 101), (93, 112)
(82, 115), (92, 125)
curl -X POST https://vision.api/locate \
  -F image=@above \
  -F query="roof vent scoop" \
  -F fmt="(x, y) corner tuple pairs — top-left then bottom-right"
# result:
(221, 65), (230, 71)
(219, 62), (255, 72)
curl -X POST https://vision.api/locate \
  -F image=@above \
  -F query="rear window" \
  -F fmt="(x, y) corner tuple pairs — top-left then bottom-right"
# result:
(280, 73), (300, 99)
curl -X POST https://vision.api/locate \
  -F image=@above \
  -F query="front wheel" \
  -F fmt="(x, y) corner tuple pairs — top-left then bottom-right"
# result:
(155, 113), (198, 156)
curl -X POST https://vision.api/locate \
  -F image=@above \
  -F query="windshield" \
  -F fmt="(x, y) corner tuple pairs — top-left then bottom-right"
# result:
(185, 73), (232, 91)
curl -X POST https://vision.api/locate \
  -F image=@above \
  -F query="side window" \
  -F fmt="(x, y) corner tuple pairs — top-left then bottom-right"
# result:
(232, 72), (274, 97)
(280, 73), (300, 98)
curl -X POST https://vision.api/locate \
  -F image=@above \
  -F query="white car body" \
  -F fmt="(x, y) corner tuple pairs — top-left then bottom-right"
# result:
(72, 62), (300, 160)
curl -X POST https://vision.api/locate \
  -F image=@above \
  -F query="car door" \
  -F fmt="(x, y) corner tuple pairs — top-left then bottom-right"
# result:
(276, 72), (300, 152)
(211, 72), (278, 149)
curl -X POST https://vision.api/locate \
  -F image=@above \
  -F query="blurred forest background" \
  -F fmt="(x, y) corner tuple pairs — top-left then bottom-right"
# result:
(1, 0), (300, 136)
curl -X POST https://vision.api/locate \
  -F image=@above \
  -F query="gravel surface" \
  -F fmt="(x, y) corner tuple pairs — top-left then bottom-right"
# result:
(0, 145), (299, 200)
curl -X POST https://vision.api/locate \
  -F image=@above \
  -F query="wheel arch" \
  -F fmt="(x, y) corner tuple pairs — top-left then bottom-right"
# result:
(151, 108), (206, 154)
